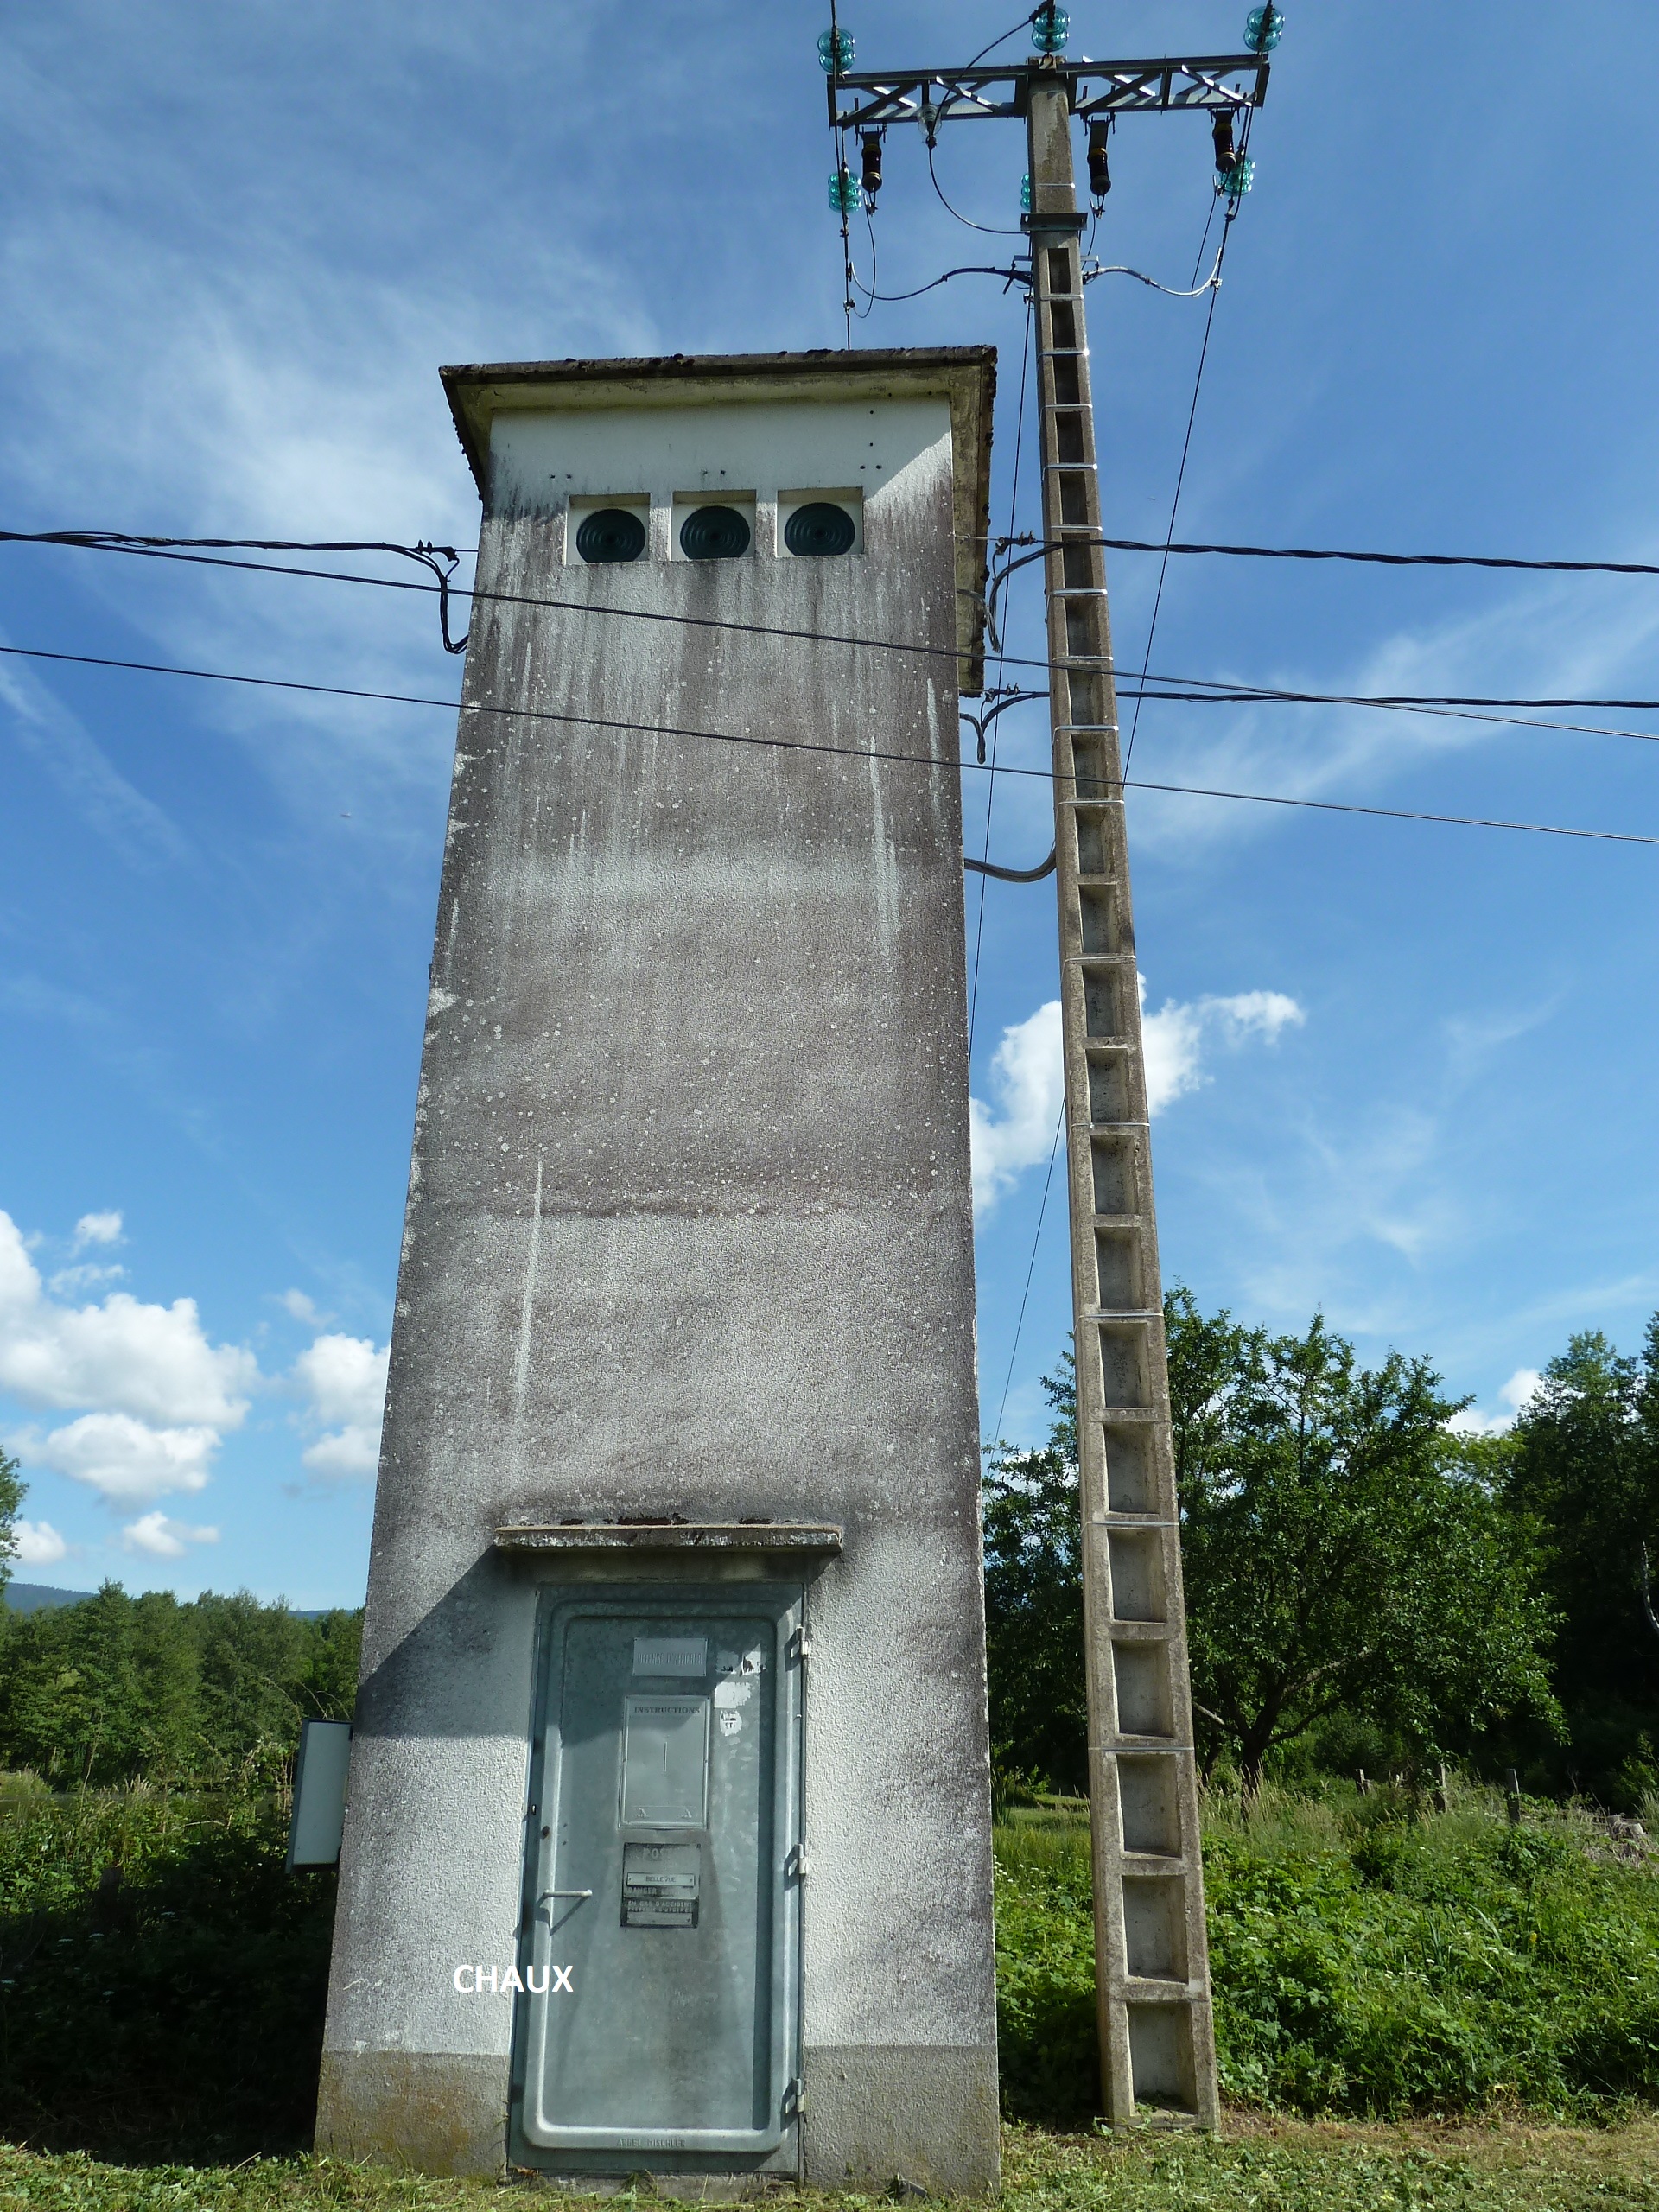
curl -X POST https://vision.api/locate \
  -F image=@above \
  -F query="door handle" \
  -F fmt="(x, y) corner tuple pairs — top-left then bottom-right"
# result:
(539, 1888), (593, 1901)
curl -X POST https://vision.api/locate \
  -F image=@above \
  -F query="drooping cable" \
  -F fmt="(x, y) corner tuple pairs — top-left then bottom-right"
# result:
(1082, 244), (1224, 299)
(15, 531), (1659, 687)
(965, 846), (1057, 881)
(928, 140), (1024, 238)
(969, 293), (1033, 1056)
(849, 261), (1030, 306)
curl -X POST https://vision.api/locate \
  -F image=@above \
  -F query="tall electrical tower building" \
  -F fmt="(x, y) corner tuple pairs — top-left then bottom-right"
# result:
(315, 350), (1002, 2192)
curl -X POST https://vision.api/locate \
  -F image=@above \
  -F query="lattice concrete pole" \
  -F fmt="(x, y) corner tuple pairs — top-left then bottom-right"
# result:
(1026, 77), (1220, 2130)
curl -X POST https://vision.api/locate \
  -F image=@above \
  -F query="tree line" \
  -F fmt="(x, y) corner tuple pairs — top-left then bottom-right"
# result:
(984, 1294), (1659, 1808)
(4, 1291), (1656, 1804)
(0, 1535), (359, 1790)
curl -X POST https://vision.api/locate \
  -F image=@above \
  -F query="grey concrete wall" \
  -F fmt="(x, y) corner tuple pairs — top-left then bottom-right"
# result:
(317, 359), (998, 2191)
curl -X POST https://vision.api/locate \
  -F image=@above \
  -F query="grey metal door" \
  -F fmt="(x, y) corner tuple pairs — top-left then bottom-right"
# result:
(514, 1588), (803, 2162)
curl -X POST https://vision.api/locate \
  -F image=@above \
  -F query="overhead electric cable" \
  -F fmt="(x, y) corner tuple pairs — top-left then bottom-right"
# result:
(16, 532), (1659, 695)
(993, 1106), (1065, 1446)
(1083, 245), (1225, 298)
(1122, 168), (1244, 779)
(999, 531), (1659, 578)
(6, 639), (1659, 849)
(850, 262), (1030, 305)
(928, 140), (1024, 237)
(969, 294), (1033, 1053)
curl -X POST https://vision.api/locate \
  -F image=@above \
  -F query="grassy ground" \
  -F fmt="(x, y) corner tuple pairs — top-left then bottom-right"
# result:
(3, 1775), (1658, 2196)
(3, 2118), (1659, 2211)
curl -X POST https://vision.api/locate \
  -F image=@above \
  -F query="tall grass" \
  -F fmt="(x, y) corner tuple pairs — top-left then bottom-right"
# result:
(995, 1783), (1659, 2124)
(0, 1780), (334, 2162)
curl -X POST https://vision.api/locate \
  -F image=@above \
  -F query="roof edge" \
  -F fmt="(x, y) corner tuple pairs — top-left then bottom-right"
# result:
(439, 347), (997, 693)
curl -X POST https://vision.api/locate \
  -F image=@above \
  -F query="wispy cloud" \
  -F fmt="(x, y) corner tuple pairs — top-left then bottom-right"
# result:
(1127, 574), (1659, 856)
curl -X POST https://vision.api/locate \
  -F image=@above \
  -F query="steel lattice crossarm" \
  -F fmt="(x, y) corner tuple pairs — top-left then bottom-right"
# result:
(830, 53), (1269, 132)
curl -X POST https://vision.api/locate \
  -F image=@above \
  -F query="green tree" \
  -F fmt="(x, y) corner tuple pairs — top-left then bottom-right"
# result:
(0, 1580), (364, 1788)
(0, 1444), (22, 1595)
(1169, 1289), (1559, 1791)
(982, 1354), (1089, 1793)
(1504, 1319), (1659, 1803)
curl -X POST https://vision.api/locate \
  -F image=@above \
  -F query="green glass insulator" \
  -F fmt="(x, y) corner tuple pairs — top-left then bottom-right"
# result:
(817, 26), (854, 73)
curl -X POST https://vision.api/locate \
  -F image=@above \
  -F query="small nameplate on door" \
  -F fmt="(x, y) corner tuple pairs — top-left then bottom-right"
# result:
(622, 1840), (701, 1928)
(633, 1636), (708, 1677)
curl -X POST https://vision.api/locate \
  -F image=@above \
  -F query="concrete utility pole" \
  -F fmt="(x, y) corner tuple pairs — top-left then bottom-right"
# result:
(832, 29), (1274, 2129)
(1027, 77), (1217, 2132)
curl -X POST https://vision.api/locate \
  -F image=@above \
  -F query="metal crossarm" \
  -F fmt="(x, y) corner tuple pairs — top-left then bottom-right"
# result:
(830, 54), (1268, 132)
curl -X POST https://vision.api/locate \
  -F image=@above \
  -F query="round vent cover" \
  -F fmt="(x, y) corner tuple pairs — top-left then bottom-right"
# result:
(575, 508), (647, 564)
(784, 502), (857, 557)
(679, 505), (752, 562)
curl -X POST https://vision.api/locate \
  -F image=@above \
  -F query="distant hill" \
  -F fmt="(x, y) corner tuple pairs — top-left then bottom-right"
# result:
(1, 1581), (350, 1618)
(3, 1581), (97, 1614)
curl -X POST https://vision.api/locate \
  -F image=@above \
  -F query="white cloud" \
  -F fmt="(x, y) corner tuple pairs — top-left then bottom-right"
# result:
(969, 983), (1306, 1211)
(1142, 982), (1306, 1114)
(0, 1209), (254, 1427)
(10, 1517), (67, 1567)
(280, 1288), (327, 1326)
(122, 1510), (220, 1559)
(1450, 1366), (1545, 1438)
(73, 1211), (124, 1249)
(970, 1001), (1064, 1212)
(294, 1332), (389, 1482)
(15, 1411), (219, 1503)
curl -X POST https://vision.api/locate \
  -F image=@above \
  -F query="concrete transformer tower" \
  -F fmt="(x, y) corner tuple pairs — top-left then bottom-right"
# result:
(316, 349), (1001, 2191)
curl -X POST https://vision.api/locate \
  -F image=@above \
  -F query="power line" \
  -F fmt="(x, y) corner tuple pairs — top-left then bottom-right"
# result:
(970, 293), (1033, 1055)
(1004, 532), (1659, 579)
(7, 638), (1659, 849)
(1122, 195), (1236, 779)
(15, 531), (1659, 700)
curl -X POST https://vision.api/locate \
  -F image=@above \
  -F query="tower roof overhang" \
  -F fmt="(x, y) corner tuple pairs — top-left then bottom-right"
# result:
(440, 346), (997, 694)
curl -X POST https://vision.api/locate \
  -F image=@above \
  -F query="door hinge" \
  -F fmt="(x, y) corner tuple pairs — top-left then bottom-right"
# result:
(783, 2075), (807, 2119)
(785, 1841), (810, 1880)
(787, 1625), (812, 1669)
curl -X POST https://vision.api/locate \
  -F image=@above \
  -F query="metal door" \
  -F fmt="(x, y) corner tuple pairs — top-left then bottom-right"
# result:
(513, 1587), (803, 2163)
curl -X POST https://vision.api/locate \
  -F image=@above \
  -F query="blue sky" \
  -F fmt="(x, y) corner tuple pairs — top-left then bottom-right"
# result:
(3, 1), (1656, 1605)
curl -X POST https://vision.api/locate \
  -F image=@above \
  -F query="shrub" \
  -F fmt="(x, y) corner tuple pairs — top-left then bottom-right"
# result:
(994, 1789), (1659, 2121)
(0, 1788), (337, 2161)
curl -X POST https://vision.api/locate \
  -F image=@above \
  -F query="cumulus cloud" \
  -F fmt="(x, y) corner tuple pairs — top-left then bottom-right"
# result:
(1449, 1367), (1545, 1438)
(73, 1211), (124, 1249)
(1141, 983), (1306, 1114)
(970, 982), (1306, 1211)
(15, 1411), (219, 1503)
(10, 1517), (67, 1567)
(0, 1210), (255, 1427)
(970, 1001), (1064, 1212)
(280, 1288), (328, 1326)
(294, 1332), (389, 1481)
(122, 1510), (220, 1559)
